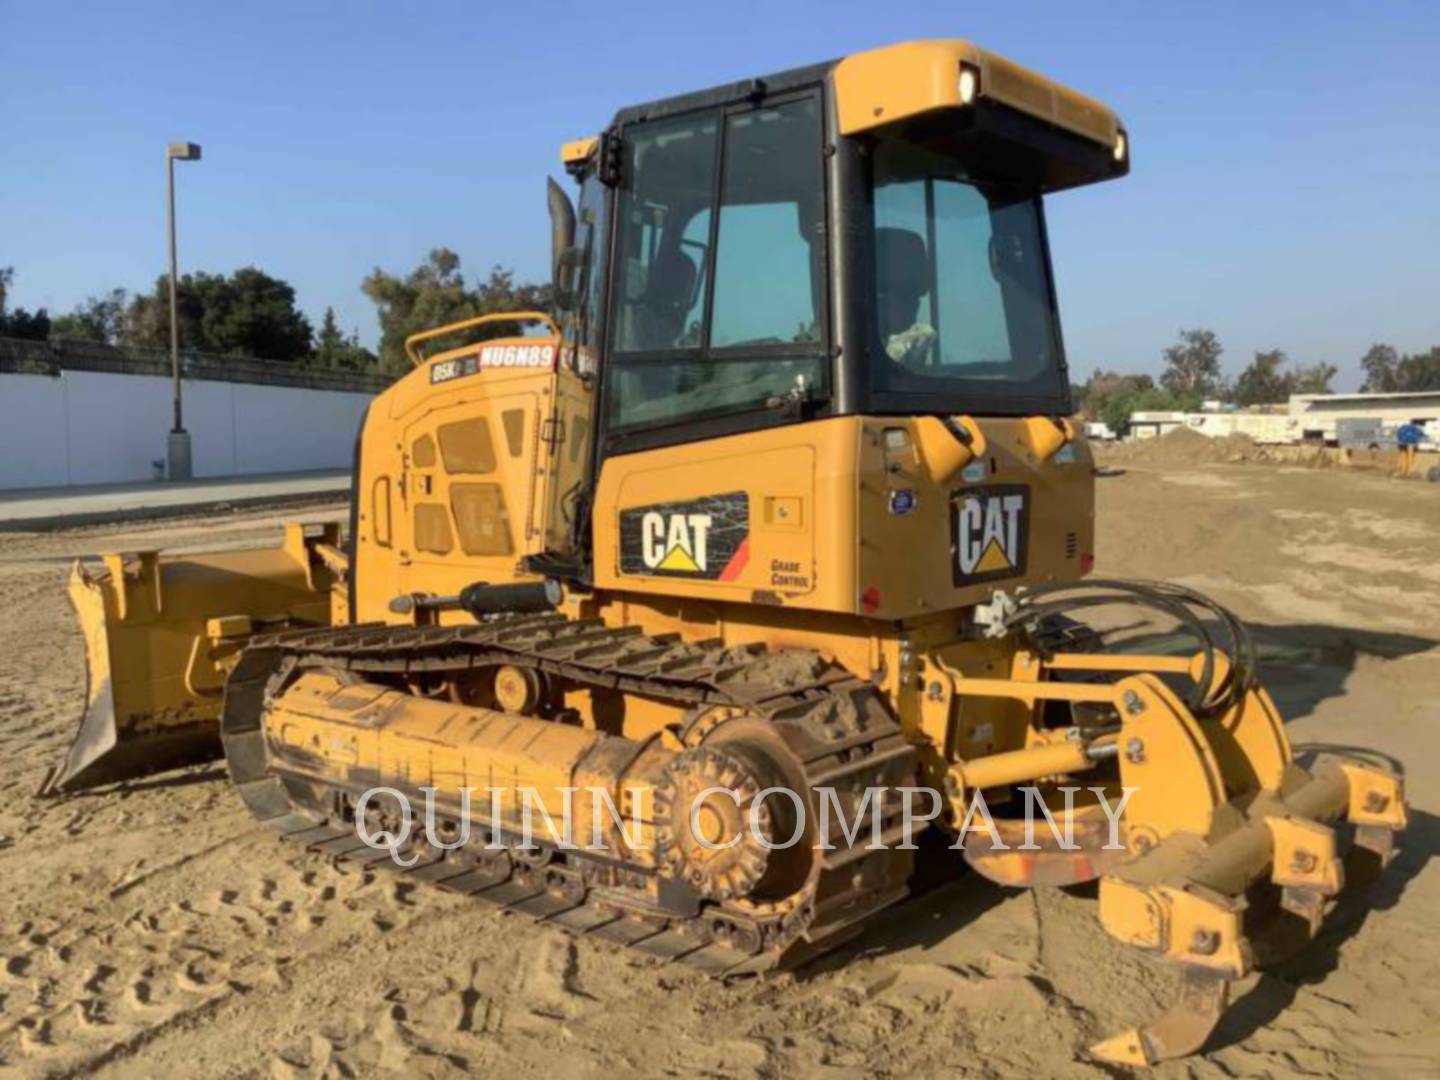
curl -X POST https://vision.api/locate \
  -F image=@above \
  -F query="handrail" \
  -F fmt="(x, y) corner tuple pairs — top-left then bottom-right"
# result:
(404, 311), (560, 367)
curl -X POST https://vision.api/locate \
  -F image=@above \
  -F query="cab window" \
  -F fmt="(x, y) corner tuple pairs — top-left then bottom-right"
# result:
(607, 94), (826, 435)
(870, 138), (1065, 411)
(562, 172), (610, 372)
(612, 112), (716, 353)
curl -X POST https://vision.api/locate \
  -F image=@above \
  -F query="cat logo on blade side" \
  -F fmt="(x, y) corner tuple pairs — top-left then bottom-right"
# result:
(620, 492), (750, 581)
(950, 485), (1029, 585)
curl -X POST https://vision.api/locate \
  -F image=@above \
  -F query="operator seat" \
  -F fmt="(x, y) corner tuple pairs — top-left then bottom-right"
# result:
(634, 245), (699, 350)
(875, 227), (928, 340)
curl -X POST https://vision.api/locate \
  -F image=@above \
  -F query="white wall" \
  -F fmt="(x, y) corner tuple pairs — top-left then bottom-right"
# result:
(0, 374), (69, 487)
(0, 370), (372, 490)
(1184, 413), (1238, 437)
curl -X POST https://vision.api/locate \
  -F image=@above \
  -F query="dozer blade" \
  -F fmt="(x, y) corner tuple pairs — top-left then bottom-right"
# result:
(42, 524), (345, 795)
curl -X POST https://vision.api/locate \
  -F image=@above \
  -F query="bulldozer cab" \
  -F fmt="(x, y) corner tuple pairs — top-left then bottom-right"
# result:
(553, 40), (1127, 469)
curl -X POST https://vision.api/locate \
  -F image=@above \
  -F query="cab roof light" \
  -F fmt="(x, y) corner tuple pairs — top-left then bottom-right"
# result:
(958, 63), (981, 106)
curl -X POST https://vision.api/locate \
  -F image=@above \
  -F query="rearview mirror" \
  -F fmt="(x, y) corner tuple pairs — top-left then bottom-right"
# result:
(546, 177), (577, 290)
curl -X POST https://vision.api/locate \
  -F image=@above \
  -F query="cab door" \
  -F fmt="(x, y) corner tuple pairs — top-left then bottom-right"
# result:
(540, 368), (596, 558)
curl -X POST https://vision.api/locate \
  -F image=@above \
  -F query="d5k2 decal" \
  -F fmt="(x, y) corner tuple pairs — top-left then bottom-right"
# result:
(950, 484), (1029, 586)
(620, 492), (750, 581)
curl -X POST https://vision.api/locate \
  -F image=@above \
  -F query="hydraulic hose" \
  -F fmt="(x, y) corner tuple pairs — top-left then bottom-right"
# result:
(1007, 579), (1256, 718)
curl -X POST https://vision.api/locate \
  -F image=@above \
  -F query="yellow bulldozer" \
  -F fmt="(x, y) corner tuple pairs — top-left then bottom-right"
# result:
(43, 40), (1406, 1066)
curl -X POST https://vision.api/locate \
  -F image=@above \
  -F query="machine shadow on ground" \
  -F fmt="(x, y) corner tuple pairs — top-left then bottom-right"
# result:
(1246, 623), (1438, 723)
(793, 829), (1017, 979)
(1098, 621), (1437, 724)
(1209, 805), (1438, 1054)
(45, 765), (230, 800)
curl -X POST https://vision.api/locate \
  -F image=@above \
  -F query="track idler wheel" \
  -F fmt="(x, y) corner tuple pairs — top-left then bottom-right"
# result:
(654, 744), (799, 903)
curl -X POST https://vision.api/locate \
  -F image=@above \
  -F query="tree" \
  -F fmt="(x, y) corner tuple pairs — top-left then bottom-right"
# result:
(122, 267), (314, 361)
(361, 249), (550, 373)
(0, 267), (53, 341)
(473, 265), (551, 316)
(1395, 347), (1440, 392)
(361, 248), (473, 373)
(313, 306), (376, 371)
(1359, 344), (1399, 393)
(1233, 349), (1289, 406)
(1290, 360), (1337, 395)
(1160, 329), (1224, 398)
(314, 306), (345, 366)
(1358, 343), (1439, 393)
(0, 306), (51, 340)
(1078, 368), (1154, 421)
(1101, 386), (1199, 436)
(50, 288), (128, 344)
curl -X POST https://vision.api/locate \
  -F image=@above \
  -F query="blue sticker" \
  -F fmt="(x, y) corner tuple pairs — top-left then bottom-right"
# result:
(961, 461), (986, 483)
(888, 489), (918, 515)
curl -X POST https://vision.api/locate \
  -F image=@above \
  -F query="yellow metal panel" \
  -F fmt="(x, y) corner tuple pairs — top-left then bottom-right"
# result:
(833, 39), (1121, 148)
(592, 420), (847, 608)
(857, 417), (1093, 620)
(590, 415), (1093, 620)
(355, 350), (594, 617)
(560, 135), (599, 165)
(450, 483), (513, 556)
(413, 503), (454, 555)
(1096, 876), (1164, 950)
(437, 417), (498, 474)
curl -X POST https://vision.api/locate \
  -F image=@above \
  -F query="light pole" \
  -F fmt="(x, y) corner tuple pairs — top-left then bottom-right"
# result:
(165, 141), (202, 481)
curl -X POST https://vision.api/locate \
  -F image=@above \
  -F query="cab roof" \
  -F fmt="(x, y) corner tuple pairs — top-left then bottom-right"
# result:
(562, 40), (1125, 166)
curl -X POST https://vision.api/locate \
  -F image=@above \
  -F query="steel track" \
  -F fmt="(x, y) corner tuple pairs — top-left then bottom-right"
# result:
(220, 613), (922, 976)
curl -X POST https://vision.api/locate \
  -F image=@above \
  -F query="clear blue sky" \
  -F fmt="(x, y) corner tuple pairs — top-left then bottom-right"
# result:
(3, 0), (1437, 388)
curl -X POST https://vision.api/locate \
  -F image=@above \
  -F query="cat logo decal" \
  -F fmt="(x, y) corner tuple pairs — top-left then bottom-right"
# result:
(620, 493), (749, 581)
(951, 485), (1029, 585)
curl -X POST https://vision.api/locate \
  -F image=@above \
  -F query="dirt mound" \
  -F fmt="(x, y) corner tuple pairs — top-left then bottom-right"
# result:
(1095, 427), (1339, 468)
(1096, 427), (1262, 466)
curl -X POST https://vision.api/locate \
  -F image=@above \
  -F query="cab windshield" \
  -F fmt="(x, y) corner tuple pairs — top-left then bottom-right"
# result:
(870, 138), (1068, 414)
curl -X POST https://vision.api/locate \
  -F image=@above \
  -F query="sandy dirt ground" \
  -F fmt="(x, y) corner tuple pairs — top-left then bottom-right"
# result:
(0, 465), (1437, 1079)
